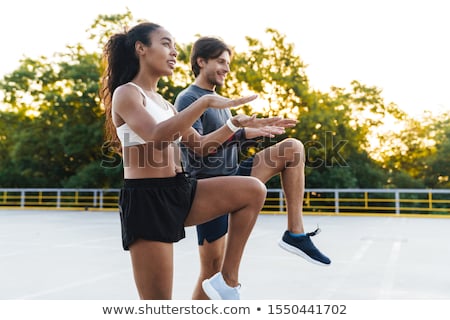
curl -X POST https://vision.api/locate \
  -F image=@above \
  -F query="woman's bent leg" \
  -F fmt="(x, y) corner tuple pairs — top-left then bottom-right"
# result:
(185, 176), (267, 287)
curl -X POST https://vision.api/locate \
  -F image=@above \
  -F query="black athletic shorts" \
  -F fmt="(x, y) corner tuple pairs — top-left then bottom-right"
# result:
(119, 173), (197, 250)
(196, 156), (254, 245)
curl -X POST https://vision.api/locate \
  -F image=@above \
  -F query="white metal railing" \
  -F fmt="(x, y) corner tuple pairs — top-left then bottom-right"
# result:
(1, 188), (449, 215)
(265, 188), (450, 215)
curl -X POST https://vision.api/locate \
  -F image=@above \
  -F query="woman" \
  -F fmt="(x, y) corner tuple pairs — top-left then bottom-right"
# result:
(101, 22), (291, 300)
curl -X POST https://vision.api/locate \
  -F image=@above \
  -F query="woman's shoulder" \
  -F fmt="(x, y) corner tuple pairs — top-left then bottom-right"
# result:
(112, 83), (144, 109)
(115, 82), (140, 94)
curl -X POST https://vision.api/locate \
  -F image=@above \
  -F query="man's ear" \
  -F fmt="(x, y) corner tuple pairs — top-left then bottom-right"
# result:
(197, 57), (206, 68)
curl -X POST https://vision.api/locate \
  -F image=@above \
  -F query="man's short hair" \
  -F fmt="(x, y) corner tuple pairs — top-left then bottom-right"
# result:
(191, 36), (232, 77)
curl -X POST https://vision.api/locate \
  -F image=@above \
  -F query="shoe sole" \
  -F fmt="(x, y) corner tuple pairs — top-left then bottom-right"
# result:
(278, 240), (331, 266)
(202, 280), (223, 300)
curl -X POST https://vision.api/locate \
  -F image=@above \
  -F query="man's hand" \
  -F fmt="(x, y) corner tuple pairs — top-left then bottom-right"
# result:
(232, 114), (297, 129)
(244, 126), (285, 139)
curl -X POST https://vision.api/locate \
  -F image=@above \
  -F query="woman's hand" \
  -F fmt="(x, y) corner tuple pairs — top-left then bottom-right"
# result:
(204, 94), (259, 109)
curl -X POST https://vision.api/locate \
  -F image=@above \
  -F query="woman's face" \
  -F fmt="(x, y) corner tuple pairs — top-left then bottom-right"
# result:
(141, 27), (178, 77)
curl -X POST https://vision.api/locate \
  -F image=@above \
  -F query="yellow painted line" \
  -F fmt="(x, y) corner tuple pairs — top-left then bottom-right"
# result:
(1, 206), (449, 218)
(260, 211), (450, 219)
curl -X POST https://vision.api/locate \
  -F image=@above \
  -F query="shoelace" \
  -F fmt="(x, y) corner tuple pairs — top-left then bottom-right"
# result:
(307, 226), (321, 237)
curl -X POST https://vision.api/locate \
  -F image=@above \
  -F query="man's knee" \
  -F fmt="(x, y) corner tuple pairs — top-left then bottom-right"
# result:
(200, 252), (223, 275)
(279, 138), (305, 163)
(207, 256), (223, 271)
(281, 137), (304, 152)
(199, 239), (225, 273)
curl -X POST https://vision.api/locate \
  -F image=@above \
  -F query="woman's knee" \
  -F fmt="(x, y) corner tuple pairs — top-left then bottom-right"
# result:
(247, 176), (267, 202)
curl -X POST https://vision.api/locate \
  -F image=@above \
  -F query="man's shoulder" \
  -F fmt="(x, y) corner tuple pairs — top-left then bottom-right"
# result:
(174, 85), (210, 110)
(178, 84), (206, 97)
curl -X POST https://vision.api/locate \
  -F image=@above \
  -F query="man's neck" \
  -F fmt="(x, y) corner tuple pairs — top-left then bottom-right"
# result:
(193, 77), (216, 91)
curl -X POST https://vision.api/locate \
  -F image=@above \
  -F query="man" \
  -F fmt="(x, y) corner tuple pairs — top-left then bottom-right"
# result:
(175, 37), (331, 300)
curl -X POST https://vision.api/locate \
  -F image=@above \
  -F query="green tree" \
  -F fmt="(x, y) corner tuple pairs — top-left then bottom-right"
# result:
(223, 29), (392, 188)
(0, 13), (138, 188)
(378, 113), (440, 188)
(423, 113), (450, 188)
(1, 14), (441, 191)
(0, 47), (107, 187)
(0, 110), (31, 186)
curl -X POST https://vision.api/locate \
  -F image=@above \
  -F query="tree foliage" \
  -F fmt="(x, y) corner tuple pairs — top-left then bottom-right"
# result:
(221, 30), (400, 188)
(379, 112), (450, 189)
(0, 14), (130, 187)
(0, 14), (447, 189)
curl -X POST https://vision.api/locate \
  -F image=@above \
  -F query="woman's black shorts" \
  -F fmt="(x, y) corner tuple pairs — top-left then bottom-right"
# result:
(119, 173), (197, 250)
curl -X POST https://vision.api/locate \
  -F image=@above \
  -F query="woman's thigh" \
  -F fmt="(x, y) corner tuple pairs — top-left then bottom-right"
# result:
(185, 175), (266, 227)
(129, 240), (174, 299)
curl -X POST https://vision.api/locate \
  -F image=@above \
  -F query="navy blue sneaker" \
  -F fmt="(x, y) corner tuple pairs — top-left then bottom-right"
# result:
(278, 228), (331, 266)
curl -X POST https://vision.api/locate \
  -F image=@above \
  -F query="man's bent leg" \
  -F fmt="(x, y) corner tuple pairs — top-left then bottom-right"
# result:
(193, 235), (227, 299)
(251, 138), (331, 265)
(251, 138), (305, 233)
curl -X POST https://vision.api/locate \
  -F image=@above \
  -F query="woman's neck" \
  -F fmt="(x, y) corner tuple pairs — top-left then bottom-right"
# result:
(132, 73), (159, 93)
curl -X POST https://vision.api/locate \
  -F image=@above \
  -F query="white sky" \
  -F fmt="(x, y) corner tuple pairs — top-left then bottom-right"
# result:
(0, 0), (449, 117)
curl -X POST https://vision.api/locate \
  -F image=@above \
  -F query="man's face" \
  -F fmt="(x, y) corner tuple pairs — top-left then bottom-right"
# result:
(202, 51), (231, 87)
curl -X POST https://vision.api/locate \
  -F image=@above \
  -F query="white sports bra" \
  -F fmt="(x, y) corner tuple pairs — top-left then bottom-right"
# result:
(116, 82), (177, 147)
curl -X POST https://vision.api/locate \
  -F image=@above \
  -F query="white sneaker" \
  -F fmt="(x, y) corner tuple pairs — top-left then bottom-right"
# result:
(202, 272), (241, 300)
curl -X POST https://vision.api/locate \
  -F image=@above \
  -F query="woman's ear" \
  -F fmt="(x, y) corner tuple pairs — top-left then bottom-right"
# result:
(135, 41), (146, 56)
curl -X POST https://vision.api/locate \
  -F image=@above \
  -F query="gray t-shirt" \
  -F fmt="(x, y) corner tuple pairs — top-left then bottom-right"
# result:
(174, 85), (247, 178)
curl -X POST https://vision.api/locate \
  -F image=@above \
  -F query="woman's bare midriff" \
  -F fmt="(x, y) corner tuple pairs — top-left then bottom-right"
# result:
(122, 142), (182, 179)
